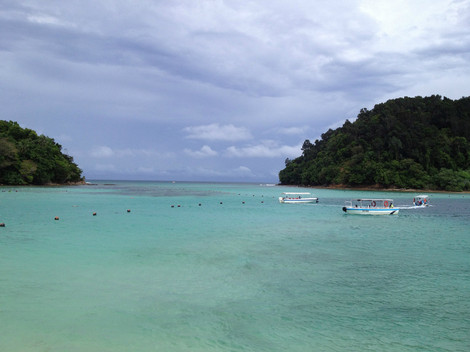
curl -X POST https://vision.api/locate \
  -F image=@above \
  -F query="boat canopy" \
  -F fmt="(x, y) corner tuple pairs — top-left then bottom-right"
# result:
(282, 192), (311, 195)
(355, 198), (394, 202)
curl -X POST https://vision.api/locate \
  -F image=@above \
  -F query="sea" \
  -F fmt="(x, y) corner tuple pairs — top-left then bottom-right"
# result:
(1, 181), (469, 352)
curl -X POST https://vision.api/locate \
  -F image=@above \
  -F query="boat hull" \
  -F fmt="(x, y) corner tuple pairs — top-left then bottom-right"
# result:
(279, 197), (318, 204)
(342, 207), (399, 215)
(401, 205), (430, 210)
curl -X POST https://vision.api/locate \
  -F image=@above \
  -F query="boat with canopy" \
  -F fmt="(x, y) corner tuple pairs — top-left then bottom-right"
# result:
(279, 192), (318, 204)
(342, 198), (399, 215)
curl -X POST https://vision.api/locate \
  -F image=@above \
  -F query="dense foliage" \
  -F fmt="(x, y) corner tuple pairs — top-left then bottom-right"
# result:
(0, 121), (83, 185)
(279, 95), (470, 191)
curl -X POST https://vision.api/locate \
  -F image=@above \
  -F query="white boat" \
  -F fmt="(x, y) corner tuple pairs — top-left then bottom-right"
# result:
(279, 192), (318, 204)
(342, 198), (399, 215)
(413, 195), (430, 207)
(398, 195), (431, 210)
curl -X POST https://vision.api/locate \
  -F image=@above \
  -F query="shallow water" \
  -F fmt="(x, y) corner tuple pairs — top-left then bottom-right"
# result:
(1, 182), (469, 351)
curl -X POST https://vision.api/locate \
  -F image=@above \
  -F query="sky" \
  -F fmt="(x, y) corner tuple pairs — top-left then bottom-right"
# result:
(1, 0), (469, 182)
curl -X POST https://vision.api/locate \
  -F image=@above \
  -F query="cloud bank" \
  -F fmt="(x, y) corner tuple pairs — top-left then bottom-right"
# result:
(1, 0), (469, 181)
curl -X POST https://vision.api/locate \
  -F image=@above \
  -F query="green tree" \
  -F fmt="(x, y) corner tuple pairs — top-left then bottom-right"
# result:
(0, 120), (83, 185)
(279, 95), (470, 191)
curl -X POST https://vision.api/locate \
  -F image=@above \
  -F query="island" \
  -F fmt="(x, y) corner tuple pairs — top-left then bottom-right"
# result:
(279, 95), (470, 191)
(0, 120), (83, 185)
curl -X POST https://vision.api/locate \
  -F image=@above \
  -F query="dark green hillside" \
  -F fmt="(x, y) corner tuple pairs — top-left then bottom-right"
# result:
(279, 95), (470, 191)
(0, 121), (83, 185)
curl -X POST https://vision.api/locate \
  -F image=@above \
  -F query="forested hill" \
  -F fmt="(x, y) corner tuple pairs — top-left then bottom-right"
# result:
(279, 95), (470, 191)
(0, 120), (83, 185)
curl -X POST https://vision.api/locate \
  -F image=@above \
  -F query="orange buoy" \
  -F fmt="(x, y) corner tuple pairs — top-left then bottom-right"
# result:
(54, 216), (59, 221)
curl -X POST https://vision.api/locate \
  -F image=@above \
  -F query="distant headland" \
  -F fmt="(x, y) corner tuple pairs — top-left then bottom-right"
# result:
(0, 120), (84, 185)
(279, 95), (470, 192)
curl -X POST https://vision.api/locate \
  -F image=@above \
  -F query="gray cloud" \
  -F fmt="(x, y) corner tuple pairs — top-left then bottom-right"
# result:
(184, 145), (218, 158)
(184, 124), (252, 141)
(1, 0), (469, 181)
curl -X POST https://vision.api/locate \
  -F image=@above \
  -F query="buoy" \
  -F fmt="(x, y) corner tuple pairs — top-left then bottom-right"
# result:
(54, 216), (59, 220)
(93, 212), (97, 216)
(127, 209), (131, 213)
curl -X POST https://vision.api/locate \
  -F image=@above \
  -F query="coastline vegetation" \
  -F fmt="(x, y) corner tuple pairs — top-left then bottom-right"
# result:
(279, 95), (470, 191)
(0, 120), (83, 185)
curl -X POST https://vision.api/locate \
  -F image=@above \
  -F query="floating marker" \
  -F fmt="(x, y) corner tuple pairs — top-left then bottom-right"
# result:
(93, 212), (97, 216)
(54, 216), (59, 221)
(127, 209), (131, 213)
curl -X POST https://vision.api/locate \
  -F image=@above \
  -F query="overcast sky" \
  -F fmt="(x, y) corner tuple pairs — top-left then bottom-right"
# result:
(1, 0), (469, 182)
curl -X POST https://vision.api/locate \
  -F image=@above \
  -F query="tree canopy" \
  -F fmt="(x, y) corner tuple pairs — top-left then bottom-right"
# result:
(0, 120), (83, 185)
(279, 95), (470, 191)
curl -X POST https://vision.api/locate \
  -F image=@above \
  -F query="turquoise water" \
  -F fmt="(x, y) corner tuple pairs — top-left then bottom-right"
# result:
(1, 181), (469, 351)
